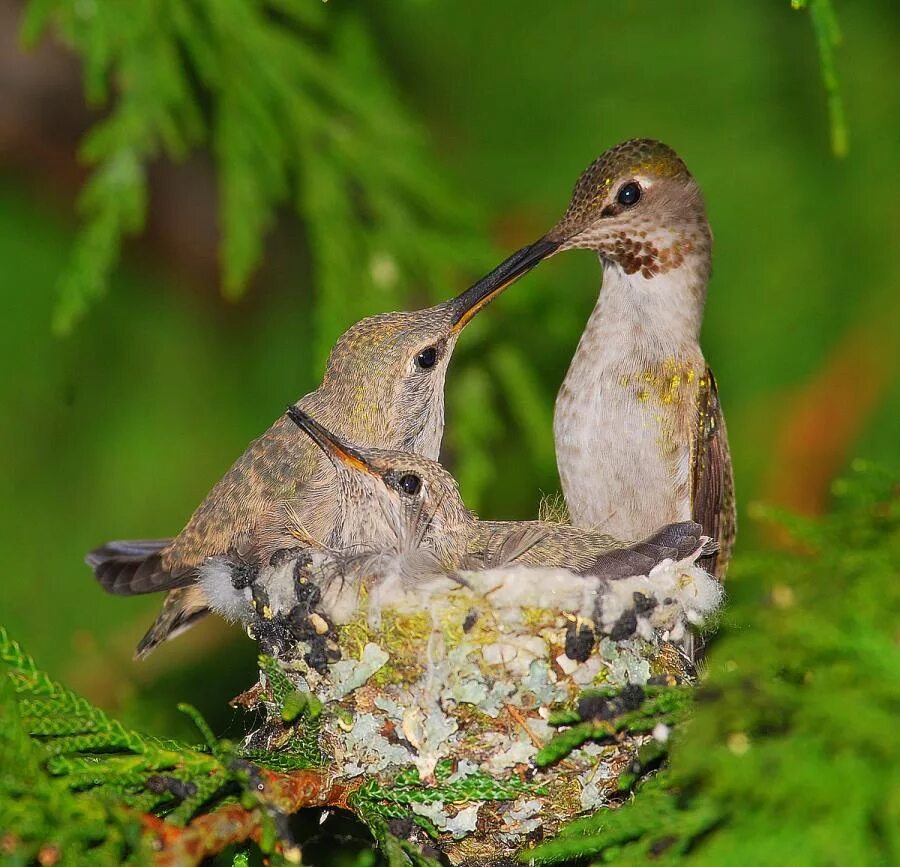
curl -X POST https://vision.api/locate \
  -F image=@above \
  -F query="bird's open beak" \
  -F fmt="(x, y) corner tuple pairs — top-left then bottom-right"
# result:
(449, 237), (561, 333)
(286, 406), (377, 476)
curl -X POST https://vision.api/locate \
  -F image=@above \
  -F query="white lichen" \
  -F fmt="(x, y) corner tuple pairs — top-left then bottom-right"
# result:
(499, 797), (544, 840)
(411, 801), (482, 839)
(253, 541), (722, 856)
(598, 638), (653, 685)
(484, 739), (536, 773)
(579, 778), (608, 811)
(520, 659), (568, 706)
(330, 642), (389, 699)
(341, 712), (411, 775)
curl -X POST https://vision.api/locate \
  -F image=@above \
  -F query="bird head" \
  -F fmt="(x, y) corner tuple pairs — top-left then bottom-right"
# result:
(318, 239), (555, 459)
(286, 407), (474, 571)
(545, 139), (712, 283)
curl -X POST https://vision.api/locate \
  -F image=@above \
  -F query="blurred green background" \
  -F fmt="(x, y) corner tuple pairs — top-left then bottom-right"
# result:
(0, 0), (897, 740)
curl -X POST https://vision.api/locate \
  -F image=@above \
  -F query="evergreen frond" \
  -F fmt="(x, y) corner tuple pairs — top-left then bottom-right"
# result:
(2, 628), (227, 803)
(23, 1), (492, 338)
(525, 464), (900, 865)
(0, 627), (336, 861)
(793, 0), (848, 156)
(0, 638), (150, 865)
(536, 685), (692, 768)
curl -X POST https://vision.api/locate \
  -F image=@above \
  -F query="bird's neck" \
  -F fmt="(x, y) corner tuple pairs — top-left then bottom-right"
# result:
(587, 256), (707, 358)
(309, 381), (445, 462)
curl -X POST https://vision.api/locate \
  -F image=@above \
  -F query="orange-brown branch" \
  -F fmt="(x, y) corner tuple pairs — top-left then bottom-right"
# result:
(142, 769), (360, 866)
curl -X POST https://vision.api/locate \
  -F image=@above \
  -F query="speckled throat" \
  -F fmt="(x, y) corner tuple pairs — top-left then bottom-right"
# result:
(553, 258), (708, 540)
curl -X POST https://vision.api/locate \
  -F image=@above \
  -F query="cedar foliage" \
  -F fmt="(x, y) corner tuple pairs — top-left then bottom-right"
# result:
(21, 0), (846, 342)
(792, 0), (848, 157)
(17, 0), (846, 510)
(2, 465), (896, 865)
(525, 463), (900, 866)
(22, 0), (492, 352)
(20, 0), (560, 509)
(0, 626), (239, 864)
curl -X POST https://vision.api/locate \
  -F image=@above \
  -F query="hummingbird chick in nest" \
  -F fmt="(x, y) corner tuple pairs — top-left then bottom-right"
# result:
(283, 407), (713, 594)
(86, 241), (554, 657)
(203, 408), (716, 661)
(488, 140), (735, 576)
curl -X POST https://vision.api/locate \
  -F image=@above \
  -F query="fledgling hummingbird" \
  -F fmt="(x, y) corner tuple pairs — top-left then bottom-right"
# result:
(194, 408), (715, 665)
(86, 241), (555, 657)
(188, 406), (712, 669)
(284, 407), (711, 584)
(486, 140), (735, 575)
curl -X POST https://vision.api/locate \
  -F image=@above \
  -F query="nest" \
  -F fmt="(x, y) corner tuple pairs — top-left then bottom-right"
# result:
(237, 549), (723, 864)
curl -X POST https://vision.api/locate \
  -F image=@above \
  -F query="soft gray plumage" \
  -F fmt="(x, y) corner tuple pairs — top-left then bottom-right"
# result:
(441, 141), (736, 576)
(86, 241), (555, 656)
(534, 140), (735, 575)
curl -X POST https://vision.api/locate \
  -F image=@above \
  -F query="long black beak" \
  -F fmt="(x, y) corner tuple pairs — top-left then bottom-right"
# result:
(286, 406), (376, 476)
(449, 237), (561, 333)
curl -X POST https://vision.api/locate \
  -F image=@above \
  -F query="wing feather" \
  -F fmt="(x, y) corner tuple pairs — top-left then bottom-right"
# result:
(690, 368), (736, 576)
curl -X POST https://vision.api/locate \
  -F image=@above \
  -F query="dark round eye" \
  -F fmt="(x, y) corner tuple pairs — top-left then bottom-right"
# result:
(398, 473), (422, 496)
(617, 182), (641, 207)
(415, 346), (438, 370)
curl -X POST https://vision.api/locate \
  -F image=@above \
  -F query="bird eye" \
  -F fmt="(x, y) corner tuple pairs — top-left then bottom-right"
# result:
(397, 473), (422, 496)
(617, 182), (641, 207)
(415, 346), (438, 370)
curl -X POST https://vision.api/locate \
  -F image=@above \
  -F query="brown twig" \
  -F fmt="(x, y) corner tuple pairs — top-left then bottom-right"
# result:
(505, 704), (544, 751)
(142, 768), (360, 866)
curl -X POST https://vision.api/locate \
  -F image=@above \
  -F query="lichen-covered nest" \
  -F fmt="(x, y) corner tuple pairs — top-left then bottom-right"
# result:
(238, 549), (722, 865)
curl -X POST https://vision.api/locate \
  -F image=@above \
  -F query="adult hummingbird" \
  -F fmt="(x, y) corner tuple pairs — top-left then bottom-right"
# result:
(476, 139), (735, 575)
(86, 242), (555, 657)
(285, 407), (711, 584)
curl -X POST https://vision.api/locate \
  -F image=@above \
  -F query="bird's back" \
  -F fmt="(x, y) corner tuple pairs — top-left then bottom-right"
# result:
(469, 519), (707, 579)
(161, 410), (321, 575)
(470, 520), (622, 570)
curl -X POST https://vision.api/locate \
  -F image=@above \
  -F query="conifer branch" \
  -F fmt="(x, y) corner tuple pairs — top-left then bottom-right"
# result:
(792, 0), (848, 156)
(524, 463), (899, 864)
(21, 1), (491, 341)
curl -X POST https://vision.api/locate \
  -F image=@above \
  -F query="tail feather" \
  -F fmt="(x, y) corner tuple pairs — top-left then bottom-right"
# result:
(86, 538), (195, 596)
(640, 521), (704, 560)
(697, 536), (722, 575)
(135, 586), (210, 659)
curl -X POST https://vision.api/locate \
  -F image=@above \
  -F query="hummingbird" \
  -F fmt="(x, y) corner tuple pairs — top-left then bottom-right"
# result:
(190, 408), (714, 666)
(86, 241), (555, 657)
(284, 407), (712, 585)
(283, 407), (716, 660)
(477, 139), (735, 575)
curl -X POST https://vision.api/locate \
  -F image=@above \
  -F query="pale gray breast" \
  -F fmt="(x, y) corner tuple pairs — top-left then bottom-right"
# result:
(554, 337), (702, 539)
